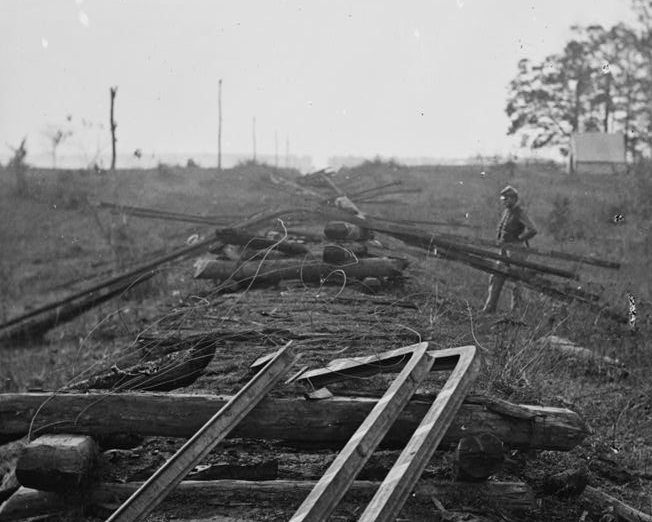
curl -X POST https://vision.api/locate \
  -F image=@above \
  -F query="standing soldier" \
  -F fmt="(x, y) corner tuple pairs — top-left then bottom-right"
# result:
(481, 185), (538, 314)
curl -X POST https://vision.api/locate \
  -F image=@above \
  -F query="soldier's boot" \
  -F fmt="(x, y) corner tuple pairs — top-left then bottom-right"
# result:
(482, 275), (504, 314)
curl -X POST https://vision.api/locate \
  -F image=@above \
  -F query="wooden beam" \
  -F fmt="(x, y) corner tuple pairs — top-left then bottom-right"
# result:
(105, 343), (297, 522)
(0, 393), (588, 451)
(289, 343), (434, 522)
(0, 480), (536, 521)
(193, 257), (407, 282)
(15, 435), (98, 492)
(358, 345), (480, 522)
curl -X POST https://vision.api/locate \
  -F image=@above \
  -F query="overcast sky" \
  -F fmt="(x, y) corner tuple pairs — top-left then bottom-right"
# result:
(0, 0), (635, 169)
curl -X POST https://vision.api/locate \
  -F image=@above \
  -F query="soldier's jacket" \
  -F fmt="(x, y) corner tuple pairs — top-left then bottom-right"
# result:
(496, 204), (537, 244)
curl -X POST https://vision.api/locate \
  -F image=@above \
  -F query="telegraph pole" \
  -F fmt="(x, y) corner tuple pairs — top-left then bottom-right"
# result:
(217, 79), (222, 172)
(252, 116), (257, 162)
(110, 86), (118, 171)
(286, 135), (290, 168)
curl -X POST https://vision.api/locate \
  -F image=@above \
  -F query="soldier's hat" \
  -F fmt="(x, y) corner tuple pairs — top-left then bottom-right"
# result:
(499, 185), (519, 199)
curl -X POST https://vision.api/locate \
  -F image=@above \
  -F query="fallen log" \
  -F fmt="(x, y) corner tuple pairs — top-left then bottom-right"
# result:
(66, 342), (216, 392)
(214, 228), (311, 256)
(0, 480), (536, 520)
(15, 434), (98, 492)
(193, 257), (408, 283)
(581, 485), (652, 522)
(0, 393), (589, 451)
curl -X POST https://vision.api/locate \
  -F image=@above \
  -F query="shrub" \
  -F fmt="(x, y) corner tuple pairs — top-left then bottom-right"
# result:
(546, 195), (572, 242)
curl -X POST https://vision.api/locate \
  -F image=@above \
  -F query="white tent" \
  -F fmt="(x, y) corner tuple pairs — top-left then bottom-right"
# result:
(568, 132), (627, 174)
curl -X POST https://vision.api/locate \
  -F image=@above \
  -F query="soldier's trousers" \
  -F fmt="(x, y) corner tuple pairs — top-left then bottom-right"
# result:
(482, 248), (526, 313)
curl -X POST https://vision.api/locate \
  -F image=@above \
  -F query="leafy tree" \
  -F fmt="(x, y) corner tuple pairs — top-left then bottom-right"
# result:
(575, 24), (651, 157)
(505, 45), (590, 155)
(631, 0), (652, 154)
(506, 14), (652, 158)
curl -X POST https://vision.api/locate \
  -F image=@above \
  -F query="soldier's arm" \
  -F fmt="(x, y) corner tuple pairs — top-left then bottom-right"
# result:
(517, 212), (538, 242)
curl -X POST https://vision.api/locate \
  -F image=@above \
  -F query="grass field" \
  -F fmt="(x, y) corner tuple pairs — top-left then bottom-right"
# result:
(0, 159), (651, 521)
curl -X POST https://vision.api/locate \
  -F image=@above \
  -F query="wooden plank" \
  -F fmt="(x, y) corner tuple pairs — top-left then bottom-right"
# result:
(358, 345), (480, 522)
(295, 343), (460, 388)
(0, 480), (536, 521)
(289, 343), (434, 522)
(0, 393), (589, 451)
(105, 343), (297, 522)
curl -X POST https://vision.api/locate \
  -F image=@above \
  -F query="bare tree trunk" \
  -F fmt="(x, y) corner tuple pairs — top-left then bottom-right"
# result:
(10, 138), (28, 197)
(110, 86), (118, 171)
